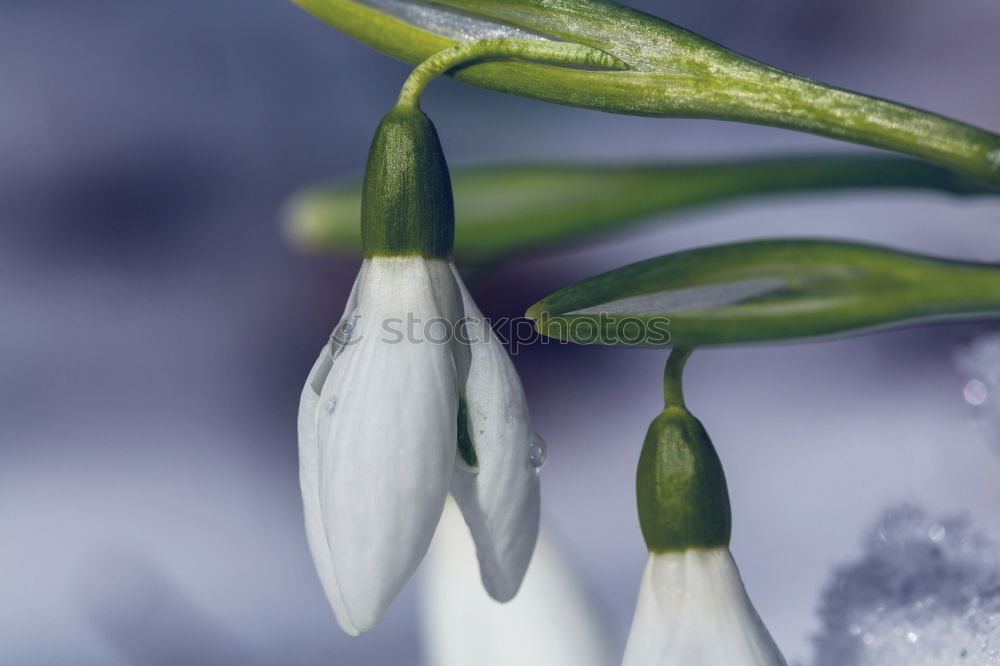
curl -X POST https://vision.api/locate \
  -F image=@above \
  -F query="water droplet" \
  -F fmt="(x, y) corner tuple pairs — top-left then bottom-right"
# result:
(330, 312), (362, 359)
(326, 397), (337, 414)
(906, 631), (918, 643)
(965, 379), (989, 406)
(528, 434), (547, 469)
(929, 523), (947, 543)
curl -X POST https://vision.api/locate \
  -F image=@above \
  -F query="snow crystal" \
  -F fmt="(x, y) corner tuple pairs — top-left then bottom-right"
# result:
(813, 505), (1000, 666)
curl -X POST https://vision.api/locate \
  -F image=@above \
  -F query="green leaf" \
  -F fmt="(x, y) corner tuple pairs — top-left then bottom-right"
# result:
(285, 155), (991, 265)
(526, 239), (1000, 347)
(291, 0), (1000, 186)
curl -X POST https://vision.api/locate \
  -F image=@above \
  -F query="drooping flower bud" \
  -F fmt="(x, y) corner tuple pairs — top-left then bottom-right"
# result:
(300, 104), (541, 636)
(623, 348), (786, 666)
(301, 37), (638, 637)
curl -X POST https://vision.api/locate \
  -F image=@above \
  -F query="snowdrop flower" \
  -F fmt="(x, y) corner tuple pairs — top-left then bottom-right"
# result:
(421, 499), (613, 666)
(298, 105), (542, 635)
(623, 349), (786, 666)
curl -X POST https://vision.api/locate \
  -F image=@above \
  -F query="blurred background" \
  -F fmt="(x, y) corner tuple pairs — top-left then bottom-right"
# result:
(2, 1), (1000, 664)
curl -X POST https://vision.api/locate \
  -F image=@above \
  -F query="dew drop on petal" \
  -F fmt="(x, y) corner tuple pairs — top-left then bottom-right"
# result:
(330, 312), (361, 360)
(528, 434), (547, 470)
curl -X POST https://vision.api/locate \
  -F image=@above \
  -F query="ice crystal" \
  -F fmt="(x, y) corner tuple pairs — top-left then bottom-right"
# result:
(813, 505), (1000, 666)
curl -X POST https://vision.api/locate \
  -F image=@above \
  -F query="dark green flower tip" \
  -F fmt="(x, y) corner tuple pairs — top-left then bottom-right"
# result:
(361, 106), (455, 258)
(637, 406), (732, 552)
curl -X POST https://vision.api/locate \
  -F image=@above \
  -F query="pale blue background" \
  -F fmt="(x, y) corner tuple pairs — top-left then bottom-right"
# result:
(2, 1), (1000, 664)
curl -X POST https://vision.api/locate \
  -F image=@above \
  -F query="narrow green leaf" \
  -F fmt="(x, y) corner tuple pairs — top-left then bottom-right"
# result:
(285, 155), (992, 264)
(526, 240), (1000, 347)
(291, 0), (1000, 186)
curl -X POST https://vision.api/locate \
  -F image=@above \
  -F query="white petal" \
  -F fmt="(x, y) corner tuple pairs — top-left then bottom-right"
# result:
(316, 257), (461, 632)
(448, 264), (541, 602)
(421, 499), (614, 666)
(623, 548), (787, 666)
(298, 268), (364, 636)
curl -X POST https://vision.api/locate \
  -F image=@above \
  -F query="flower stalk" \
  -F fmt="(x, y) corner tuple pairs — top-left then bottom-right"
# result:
(396, 37), (627, 110)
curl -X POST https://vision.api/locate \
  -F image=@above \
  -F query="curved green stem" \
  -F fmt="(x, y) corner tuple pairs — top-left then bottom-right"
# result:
(397, 38), (627, 109)
(663, 347), (694, 408)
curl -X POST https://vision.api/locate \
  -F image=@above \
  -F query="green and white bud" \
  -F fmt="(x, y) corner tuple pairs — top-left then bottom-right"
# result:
(623, 348), (786, 666)
(301, 98), (544, 635)
(302, 36), (642, 638)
